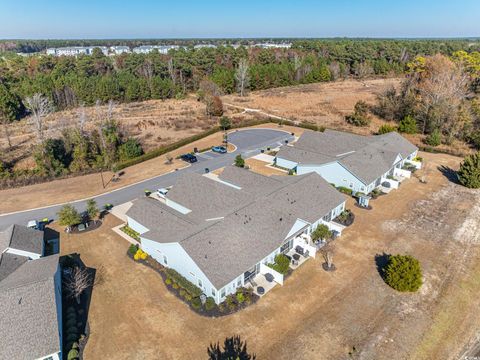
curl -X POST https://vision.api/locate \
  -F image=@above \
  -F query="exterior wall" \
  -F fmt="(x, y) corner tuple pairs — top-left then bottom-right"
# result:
(140, 238), (221, 303)
(275, 157), (298, 170)
(165, 198), (191, 214)
(309, 201), (346, 234)
(126, 216), (149, 235)
(297, 162), (367, 193)
(286, 219), (310, 239)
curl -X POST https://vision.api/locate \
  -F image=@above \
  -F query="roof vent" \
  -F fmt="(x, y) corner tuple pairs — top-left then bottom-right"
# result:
(279, 217), (283, 222)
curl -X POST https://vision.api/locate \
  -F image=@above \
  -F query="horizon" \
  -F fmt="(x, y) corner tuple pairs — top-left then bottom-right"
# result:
(1, 0), (480, 39)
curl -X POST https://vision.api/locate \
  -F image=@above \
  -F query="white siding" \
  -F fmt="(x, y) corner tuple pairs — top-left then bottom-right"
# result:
(297, 162), (367, 193)
(126, 216), (149, 234)
(275, 157), (298, 170)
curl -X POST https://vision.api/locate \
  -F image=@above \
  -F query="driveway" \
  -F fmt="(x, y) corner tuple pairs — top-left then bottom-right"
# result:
(0, 128), (292, 229)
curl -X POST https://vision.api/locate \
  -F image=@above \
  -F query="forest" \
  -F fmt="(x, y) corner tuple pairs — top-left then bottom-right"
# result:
(0, 39), (479, 185)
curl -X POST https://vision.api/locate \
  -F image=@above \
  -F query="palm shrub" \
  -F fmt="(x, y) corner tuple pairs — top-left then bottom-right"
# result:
(457, 152), (480, 188)
(384, 254), (423, 292)
(311, 224), (332, 242)
(234, 154), (245, 168)
(398, 115), (417, 134)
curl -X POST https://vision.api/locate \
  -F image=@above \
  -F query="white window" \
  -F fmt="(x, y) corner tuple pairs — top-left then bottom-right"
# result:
(211, 288), (216, 297)
(163, 255), (168, 265)
(198, 279), (203, 288)
(221, 288), (226, 298)
(189, 272), (196, 277)
(237, 277), (242, 287)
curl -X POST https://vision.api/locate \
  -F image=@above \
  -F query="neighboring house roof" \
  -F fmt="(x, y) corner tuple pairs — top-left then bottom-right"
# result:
(0, 254), (61, 360)
(128, 167), (345, 289)
(276, 129), (418, 184)
(0, 252), (28, 282)
(0, 224), (44, 255)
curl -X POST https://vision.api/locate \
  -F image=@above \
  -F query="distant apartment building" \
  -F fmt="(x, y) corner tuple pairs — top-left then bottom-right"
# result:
(110, 46), (131, 55)
(46, 46), (109, 56)
(132, 45), (181, 54)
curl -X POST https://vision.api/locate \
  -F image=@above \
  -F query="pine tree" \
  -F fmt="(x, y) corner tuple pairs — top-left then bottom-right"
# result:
(458, 152), (480, 188)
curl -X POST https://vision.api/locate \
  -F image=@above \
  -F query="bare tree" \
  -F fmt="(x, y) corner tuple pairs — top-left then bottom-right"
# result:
(77, 102), (87, 135)
(293, 54), (303, 82)
(1, 116), (12, 150)
(235, 58), (250, 97)
(168, 58), (176, 85)
(65, 267), (93, 304)
(328, 62), (341, 81)
(354, 61), (374, 80)
(320, 242), (336, 271)
(24, 93), (53, 143)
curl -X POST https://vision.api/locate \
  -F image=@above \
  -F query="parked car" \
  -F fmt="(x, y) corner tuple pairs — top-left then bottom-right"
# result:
(211, 146), (227, 154)
(180, 154), (198, 163)
(156, 188), (169, 198)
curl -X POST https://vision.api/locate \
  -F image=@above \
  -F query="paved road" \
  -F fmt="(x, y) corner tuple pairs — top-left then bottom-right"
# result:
(0, 128), (293, 229)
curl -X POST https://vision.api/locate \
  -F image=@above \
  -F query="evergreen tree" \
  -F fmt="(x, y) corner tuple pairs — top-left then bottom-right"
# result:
(398, 115), (417, 134)
(457, 152), (480, 188)
(58, 204), (82, 232)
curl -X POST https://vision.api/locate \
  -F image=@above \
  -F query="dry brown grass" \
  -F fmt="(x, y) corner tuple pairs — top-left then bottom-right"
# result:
(54, 151), (480, 360)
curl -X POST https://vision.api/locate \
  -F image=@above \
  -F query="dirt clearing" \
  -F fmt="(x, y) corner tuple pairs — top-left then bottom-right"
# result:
(55, 150), (480, 359)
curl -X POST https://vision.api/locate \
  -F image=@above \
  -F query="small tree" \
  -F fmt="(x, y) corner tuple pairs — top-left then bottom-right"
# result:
(457, 152), (480, 188)
(424, 128), (441, 147)
(384, 254), (423, 292)
(206, 95), (224, 117)
(311, 224), (332, 243)
(398, 115), (417, 134)
(208, 335), (256, 360)
(219, 116), (232, 131)
(86, 199), (99, 224)
(346, 101), (371, 127)
(165, 153), (173, 164)
(65, 266), (93, 304)
(234, 154), (245, 168)
(58, 204), (81, 232)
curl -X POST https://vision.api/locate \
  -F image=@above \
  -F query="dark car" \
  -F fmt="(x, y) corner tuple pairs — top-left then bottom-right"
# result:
(211, 146), (227, 154)
(180, 153), (198, 163)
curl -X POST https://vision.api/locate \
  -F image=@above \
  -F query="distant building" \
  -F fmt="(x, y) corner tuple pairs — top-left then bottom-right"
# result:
(110, 46), (130, 55)
(132, 45), (181, 54)
(46, 46), (108, 57)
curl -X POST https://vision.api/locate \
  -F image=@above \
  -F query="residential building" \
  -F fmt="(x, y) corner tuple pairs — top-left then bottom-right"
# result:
(275, 130), (418, 194)
(110, 45), (130, 55)
(0, 224), (45, 281)
(0, 254), (62, 360)
(126, 166), (346, 304)
(46, 46), (108, 56)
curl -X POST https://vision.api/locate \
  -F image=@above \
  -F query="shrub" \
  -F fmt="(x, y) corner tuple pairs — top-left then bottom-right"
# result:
(66, 306), (76, 316)
(337, 186), (353, 195)
(172, 282), (179, 289)
(225, 294), (237, 311)
(398, 115), (417, 134)
(184, 293), (192, 302)
(67, 349), (79, 360)
(66, 333), (79, 343)
(128, 244), (138, 255)
(288, 169), (294, 175)
(384, 254), (423, 292)
(345, 101), (371, 127)
(165, 278), (172, 285)
(71, 342), (79, 350)
(268, 254), (290, 275)
(121, 225), (140, 241)
(65, 318), (77, 329)
(205, 297), (216, 311)
(377, 124), (397, 134)
(424, 129), (441, 147)
(66, 326), (78, 335)
(234, 154), (245, 168)
(119, 138), (144, 161)
(164, 268), (203, 297)
(179, 289), (186, 297)
(191, 297), (202, 309)
(236, 292), (245, 304)
(457, 152), (480, 188)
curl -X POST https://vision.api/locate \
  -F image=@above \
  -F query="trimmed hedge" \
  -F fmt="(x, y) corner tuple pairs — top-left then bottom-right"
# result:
(337, 186), (353, 195)
(164, 268), (202, 297)
(384, 254), (423, 292)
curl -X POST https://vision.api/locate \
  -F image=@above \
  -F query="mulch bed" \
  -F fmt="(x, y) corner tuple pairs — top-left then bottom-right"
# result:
(354, 203), (373, 211)
(68, 220), (103, 234)
(127, 250), (259, 318)
(333, 211), (355, 226)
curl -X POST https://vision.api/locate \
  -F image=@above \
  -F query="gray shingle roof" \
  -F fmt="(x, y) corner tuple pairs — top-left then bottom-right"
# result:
(166, 172), (253, 220)
(0, 254), (61, 360)
(0, 253), (28, 282)
(0, 224), (44, 255)
(128, 168), (345, 289)
(276, 129), (418, 184)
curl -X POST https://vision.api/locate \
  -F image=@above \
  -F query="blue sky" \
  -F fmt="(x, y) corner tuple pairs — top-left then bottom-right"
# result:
(1, 0), (479, 39)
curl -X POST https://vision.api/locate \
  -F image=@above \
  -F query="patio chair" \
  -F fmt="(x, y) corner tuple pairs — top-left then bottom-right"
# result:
(295, 245), (304, 255)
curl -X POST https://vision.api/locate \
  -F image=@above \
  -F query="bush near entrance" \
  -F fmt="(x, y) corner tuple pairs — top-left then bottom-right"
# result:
(384, 254), (423, 292)
(267, 254), (290, 275)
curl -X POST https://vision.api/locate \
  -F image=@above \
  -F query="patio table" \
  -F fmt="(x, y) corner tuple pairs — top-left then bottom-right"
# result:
(257, 286), (265, 295)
